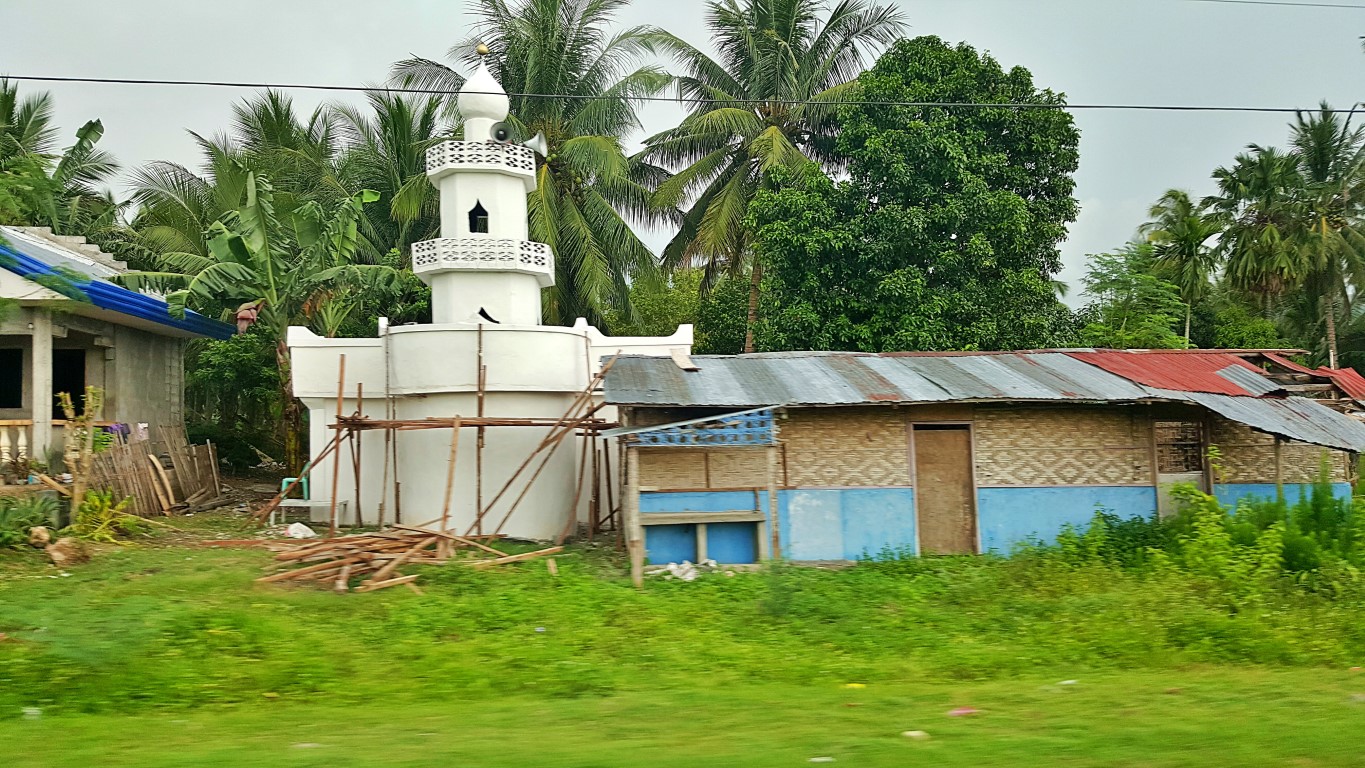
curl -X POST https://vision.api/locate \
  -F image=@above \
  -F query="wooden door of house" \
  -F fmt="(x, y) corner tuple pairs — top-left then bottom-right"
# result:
(912, 424), (977, 554)
(1154, 420), (1207, 518)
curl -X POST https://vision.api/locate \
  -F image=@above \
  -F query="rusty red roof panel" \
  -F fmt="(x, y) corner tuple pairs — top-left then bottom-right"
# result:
(1064, 351), (1265, 396)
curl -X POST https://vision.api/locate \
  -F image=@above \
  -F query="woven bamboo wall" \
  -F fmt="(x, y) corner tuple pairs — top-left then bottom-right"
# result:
(973, 407), (1152, 486)
(1207, 416), (1349, 483)
(781, 407), (912, 487)
(637, 447), (769, 490)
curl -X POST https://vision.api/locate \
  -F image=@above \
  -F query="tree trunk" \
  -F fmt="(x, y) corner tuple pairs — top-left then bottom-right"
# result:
(744, 260), (762, 354)
(1184, 304), (1192, 348)
(276, 341), (303, 473)
(1325, 291), (1340, 370)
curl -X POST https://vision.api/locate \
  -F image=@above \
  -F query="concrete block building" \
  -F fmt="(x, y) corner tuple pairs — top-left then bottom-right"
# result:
(0, 226), (232, 468)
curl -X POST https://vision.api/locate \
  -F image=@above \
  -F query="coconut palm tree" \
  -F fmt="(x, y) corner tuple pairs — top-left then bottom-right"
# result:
(389, 0), (670, 328)
(1207, 105), (1365, 367)
(1140, 189), (1221, 344)
(640, 0), (906, 351)
(330, 91), (449, 261)
(0, 79), (121, 239)
(1287, 104), (1365, 368)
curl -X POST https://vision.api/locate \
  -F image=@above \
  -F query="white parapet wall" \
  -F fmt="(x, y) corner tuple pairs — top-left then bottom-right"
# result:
(287, 320), (690, 539)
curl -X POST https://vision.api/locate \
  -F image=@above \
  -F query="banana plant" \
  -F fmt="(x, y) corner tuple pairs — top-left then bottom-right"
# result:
(118, 171), (394, 468)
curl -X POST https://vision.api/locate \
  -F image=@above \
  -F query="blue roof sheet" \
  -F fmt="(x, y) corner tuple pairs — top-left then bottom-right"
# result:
(0, 239), (234, 340)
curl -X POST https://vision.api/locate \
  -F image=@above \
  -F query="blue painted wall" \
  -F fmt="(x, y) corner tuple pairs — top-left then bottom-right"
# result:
(640, 492), (761, 564)
(640, 491), (756, 514)
(977, 486), (1157, 554)
(646, 524), (697, 564)
(1213, 482), (1352, 509)
(778, 488), (917, 561)
(707, 523), (758, 563)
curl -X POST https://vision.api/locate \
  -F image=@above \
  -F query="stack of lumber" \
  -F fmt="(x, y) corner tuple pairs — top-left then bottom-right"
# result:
(257, 524), (562, 593)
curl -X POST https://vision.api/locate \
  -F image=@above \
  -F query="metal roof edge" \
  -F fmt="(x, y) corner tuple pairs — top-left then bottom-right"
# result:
(0, 241), (234, 340)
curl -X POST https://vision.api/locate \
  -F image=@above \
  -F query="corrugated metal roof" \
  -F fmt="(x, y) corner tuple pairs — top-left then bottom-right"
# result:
(1066, 351), (1266, 396)
(1164, 390), (1365, 452)
(0, 239), (234, 340)
(603, 351), (1365, 452)
(1213, 364), (1284, 396)
(604, 352), (1151, 408)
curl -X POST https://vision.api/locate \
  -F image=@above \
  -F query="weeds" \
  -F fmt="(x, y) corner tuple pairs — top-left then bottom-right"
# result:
(0, 496), (55, 548)
(61, 490), (146, 543)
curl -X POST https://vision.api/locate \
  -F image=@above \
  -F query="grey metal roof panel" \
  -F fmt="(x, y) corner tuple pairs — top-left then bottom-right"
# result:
(603, 352), (1153, 407)
(1215, 364), (1283, 397)
(1150, 389), (1365, 452)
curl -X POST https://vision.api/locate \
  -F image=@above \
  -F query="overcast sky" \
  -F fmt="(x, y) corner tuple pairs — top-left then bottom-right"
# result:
(2, 0), (1363, 304)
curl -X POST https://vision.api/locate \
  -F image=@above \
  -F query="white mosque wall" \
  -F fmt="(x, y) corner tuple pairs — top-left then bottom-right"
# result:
(427, 270), (546, 325)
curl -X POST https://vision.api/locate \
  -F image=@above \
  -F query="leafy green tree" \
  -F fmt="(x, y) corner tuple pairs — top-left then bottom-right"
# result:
(121, 174), (395, 468)
(1077, 244), (1188, 350)
(1207, 105), (1365, 367)
(641, 0), (906, 351)
(391, 0), (669, 328)
(745, 37), (1079, 352)
(331, 92), (448, 262)
(1141, 189), (1221, 343)
(604, 268), (702, 337)
(0, 79), (121, 242)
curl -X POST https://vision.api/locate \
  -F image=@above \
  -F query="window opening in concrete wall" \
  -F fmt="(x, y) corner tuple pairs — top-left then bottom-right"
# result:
(52, 349), (86, 412)
(468, 200), (489, 233)
(0, 349), (21, 408)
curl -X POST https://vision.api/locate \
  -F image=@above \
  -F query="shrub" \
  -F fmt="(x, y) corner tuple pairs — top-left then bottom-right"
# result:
(62, 490), (147, 543)
(0, 495), (55, 547)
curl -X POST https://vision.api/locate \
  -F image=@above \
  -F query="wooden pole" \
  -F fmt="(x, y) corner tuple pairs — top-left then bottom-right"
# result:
(625, 445), (643, 588)
(351, 383), (364, 528)
(555, 428), (592, 545)
(439, 416), (463, 538)
(329, 355), (346, 538)
(476, 325), (486, 536)
(252, 432), (342, 524)
(766, 445), (781, 560)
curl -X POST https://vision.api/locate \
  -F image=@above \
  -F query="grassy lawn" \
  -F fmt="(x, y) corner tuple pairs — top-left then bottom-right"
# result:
(3, 512), (1365, 765)
(5, 670), (1365, 767)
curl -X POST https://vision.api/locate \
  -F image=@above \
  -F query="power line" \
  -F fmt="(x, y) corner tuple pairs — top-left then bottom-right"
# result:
(2, 74), (1359, 115)
(1180, 0), (1365, 8)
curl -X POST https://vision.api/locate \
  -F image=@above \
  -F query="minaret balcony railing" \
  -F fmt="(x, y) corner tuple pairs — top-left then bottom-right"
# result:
(411, 237), (555, 287)
(426, 140), (537, 180)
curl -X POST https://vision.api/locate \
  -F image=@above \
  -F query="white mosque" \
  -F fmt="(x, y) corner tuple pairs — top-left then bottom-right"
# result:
(286, 56), (691, 539)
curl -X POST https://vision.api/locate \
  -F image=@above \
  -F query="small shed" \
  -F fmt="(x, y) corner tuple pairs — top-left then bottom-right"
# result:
(603, 350), (1365, 569)
(0, 226), (233, 469)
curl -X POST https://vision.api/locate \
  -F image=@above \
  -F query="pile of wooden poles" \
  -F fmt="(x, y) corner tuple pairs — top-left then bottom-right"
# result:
(256, 523), (562, 594)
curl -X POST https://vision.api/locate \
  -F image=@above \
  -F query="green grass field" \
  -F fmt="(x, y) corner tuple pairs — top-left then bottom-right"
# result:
(3, 513), (1365, 766)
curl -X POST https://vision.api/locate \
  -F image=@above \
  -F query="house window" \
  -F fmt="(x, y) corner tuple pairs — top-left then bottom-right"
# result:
(468, 201), (489, 233)
(1155, 421), (1203, 473)
(52, 349), (86, 412)
(0, 349), (21, 408)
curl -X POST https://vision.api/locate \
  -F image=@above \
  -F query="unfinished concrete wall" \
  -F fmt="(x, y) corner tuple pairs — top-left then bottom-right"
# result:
(106, 325), (184, 437)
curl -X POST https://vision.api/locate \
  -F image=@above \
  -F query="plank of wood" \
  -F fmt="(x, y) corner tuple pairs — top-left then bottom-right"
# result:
(637, 511), (767, 526)
(354, 574), (420, 593)
(35, 474), (71, 497)
(257, 556), (364, 583)
(361, 536), (436, 585)
(145, 455), (173, 513)
(391, 524), (508, 557)
(405, 582), (425, 596)
(466, 546), (564, 569)
(333, 564), (353, 593)
(545, 558), (559, 577)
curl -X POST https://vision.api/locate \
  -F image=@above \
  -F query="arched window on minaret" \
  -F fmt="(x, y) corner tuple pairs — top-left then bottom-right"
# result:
(468, 201), (490, 234)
